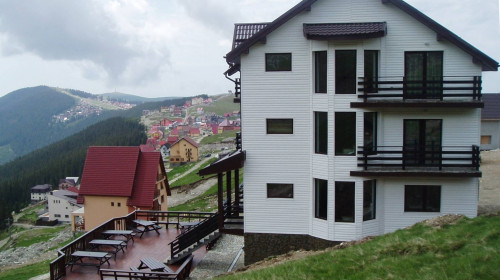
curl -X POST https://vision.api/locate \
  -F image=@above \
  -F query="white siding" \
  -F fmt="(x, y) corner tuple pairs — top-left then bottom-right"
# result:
(241, 0), (482, 239)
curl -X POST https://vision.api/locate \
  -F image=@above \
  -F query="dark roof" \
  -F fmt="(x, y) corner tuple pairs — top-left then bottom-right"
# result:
(233, 23), (269, 49)
(225, 0), (498, 71)
(31, 184), (52, 192)
(482, 94), (500, 119)
(303, 22), (387, 40)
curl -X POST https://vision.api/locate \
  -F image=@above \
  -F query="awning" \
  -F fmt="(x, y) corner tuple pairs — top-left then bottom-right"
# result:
(199, 150), (245, 176)
(303, 22), (387, 40)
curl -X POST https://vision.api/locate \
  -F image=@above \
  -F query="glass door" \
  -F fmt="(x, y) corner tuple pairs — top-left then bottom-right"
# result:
(404, 52), (443, 99)
(404, 119), (442, 166)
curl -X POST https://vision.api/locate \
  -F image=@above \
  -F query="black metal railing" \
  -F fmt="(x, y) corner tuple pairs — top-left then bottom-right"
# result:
(169, 213), (219, 259)
(357, 76), (482, 102)
(357, 145), (480, 171)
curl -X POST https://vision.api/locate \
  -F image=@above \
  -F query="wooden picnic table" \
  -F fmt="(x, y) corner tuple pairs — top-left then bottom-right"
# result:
(133, 219), (162, 238)
(68, 250), (112, 272)
(138, 257), (174, 273)
(89, 239), (127, 260)
(101, 230), (135, 243)
(178, 221), (200, 232)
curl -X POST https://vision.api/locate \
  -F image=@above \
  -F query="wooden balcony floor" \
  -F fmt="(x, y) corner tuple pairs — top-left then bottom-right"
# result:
(64, 227), (207, 280)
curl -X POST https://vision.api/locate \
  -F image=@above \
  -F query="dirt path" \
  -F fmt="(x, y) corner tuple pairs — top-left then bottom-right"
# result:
(169, 155), (214, 184)
(479, 150), (500, 214)
(168, 177), (218, 207)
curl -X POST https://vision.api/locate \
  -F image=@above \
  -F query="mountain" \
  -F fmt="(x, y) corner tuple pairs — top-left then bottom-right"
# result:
(99, 92), (179, 104)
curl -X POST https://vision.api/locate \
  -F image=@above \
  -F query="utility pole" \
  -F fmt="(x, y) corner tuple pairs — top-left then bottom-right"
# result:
(5, 217), (12, 239)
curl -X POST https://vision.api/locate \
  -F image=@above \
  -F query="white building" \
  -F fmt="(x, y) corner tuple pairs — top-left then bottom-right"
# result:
(221, 0), (498, 264)
(48, 189), (81, 223)
(30, 184), (52, 201)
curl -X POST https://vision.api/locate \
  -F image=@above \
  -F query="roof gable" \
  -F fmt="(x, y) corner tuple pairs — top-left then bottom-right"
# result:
(127, 151), (163, 207)
(226, 0), (498, 71)
(482, 94), (500, 120)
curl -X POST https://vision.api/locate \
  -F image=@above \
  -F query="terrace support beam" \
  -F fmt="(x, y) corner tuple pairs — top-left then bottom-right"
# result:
(217, 173), (224, 229)
(226, 171), (232, 217)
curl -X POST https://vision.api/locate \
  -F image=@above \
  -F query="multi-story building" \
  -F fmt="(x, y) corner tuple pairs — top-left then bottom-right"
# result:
(47, 189), (81, 223)
(30, 184), (52, 202)
(222, 0), (498, 264)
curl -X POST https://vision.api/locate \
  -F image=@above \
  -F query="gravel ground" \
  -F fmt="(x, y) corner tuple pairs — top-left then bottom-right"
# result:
(479, 150), (500, 214)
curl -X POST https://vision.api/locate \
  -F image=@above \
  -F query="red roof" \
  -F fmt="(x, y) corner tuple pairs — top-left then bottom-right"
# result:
(190, 128), (200, 135)
(173, 136), (199, 148)
(77, 146), (169, 207)
(140, 144), (155, 152)
(167, 136), (179, 145)
(67, 186), (79, 194)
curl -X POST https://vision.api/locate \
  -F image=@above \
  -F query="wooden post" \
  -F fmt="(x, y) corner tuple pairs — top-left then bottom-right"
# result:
(234, 169), (240, 214)
(226, 171), (232, 217)
(217, 173), (224, 229)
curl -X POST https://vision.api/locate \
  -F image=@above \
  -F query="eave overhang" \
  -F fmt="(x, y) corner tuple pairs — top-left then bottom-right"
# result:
(303, 22), (387, 40)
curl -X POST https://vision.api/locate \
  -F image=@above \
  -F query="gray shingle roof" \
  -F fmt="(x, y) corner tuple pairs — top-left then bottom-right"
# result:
(303, 22), (387, 40)
(482, 94), (500, 119)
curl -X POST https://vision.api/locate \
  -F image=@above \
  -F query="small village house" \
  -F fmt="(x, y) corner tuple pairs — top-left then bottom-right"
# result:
(481, 94), (500, 150)
(30, 184), (52, 201)
(169, 137), (199, 165)
(58, 178), (76, 190)
(77, 146), (171, 230)
(47, 188), (81, 223)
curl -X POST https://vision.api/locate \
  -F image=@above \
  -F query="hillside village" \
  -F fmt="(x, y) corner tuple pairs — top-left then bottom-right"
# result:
(1, 0), (500, 279)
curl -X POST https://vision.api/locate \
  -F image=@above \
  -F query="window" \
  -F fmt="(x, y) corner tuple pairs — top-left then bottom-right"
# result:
(314, 51), (327, 93)
(364, 50), (379, 93)
(65, 215), (69, 218)
(266, 119), (293, 134)
(481, 135), (492, 145)
(405, 51), (443, 98)
(404, 119), (442, 166)
(117, 202), (121, 207)
(335, 112), (356, 156)
(335, 181), (355, 223)
(111, 202), (115, 207)
(267, 184), (294, 198)
(404, 185), (441, 212)
(266, 53), (292, 71)
(161, 195), (165, 203)
(364, 112), (377, 153)
(335, 50), (357, 94)
(315, 112), (328, 154)
(315, 179), (328, 220)
(55, 214), (61, 218)
(363, 180), (376, 221)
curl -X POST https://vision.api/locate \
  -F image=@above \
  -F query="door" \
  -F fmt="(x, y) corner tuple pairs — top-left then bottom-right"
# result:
(404, 120), (442, 166)
(404, 52), (443, 99)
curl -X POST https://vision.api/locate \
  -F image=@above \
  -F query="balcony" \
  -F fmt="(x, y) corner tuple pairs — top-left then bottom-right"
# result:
(351, 76), (483, 108)
(351, 145), (481, 177)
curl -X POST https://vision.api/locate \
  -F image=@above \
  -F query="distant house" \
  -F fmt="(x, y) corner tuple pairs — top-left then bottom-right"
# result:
(77, 146), (171, 230)
(170, 128), (179, 137)
(481, 94), (500, 150)
(31, 184), (52, 201)
(211, 124), (219, 135)
(167, 136), (179, 146)
(190, 128), (201, 137)
(160, 143), (171, 159)
(218, 119), (235, 133)
(58, 179), (76, 190)
(174, 107), (182, 116)
(169, 137), (199, 165)
(48, 189), (81, 223)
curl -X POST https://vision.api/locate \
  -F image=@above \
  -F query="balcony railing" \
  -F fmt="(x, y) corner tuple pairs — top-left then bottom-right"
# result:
(357, 76), (482, 102)
(357, 145), (480, 171)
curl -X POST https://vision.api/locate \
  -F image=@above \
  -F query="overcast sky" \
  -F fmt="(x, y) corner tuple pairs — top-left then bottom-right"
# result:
(0, 0), (498, 98)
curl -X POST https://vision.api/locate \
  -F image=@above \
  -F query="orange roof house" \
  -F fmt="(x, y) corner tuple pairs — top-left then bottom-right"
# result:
(77, 146), (171, 230)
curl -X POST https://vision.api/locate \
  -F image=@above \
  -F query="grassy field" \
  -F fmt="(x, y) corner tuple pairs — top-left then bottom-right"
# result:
(0, 260), (50, 280)
(200, 130), (237, 145)
(189, 94), (239, 116)
(16, 204), (45, 224)
(220, 214), (500, 280)
(170, 158), (217, 188)
(14, 226), (67, 248)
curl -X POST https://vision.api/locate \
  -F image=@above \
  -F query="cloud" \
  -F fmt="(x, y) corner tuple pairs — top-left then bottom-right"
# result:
(0, 0), (170, 86)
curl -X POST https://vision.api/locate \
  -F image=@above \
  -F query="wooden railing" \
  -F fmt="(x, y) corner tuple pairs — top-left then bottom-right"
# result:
(357, 145), (480, 171)
(169, 213), (219, 260)
(357, 76), (482, 102)
(49, 210), (214, 280)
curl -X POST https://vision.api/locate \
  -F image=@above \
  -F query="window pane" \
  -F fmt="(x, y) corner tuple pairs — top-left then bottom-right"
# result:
(266, 53), (292, 71)
(335, 50), (357, 94)
(363, 180), (376, 221)
(335, 181), (355, 223)
(404, 185), (441, 212)
(363, 112), (377, 153)
(267, 184), (294, 198)
(267, 119), (293, 134)
(315, 179), (328, 220)
(315, 51), (327, 93)
(364, 50), (378, 93)
(335, 112), (356, 156)
(315, 112), (328, 154)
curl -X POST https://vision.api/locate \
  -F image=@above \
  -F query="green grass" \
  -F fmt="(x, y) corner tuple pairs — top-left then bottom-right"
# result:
(14, 226), (67, 248)
(0, 259), (50, 280)
(0, 226), (26, 243)
(220, 215), (500, 280)
(200, 130), (237, 145)
(189, 94), (239, 116)
(170, 158), (217, 187)
(17, 204), (45, 224)
(167, 161), (200, 180)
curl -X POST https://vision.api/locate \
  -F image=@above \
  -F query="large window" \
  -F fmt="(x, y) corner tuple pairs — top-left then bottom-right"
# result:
(266, 119), (293, 134)
(266, 53), (292, 71)
(404, 119), (442, 166)
(335, 50), (357, 94)
(363, 180), (376, 221)
(335, 181), (355, 223)
(315, 111), (328, 154)
(404, 185), (441, 212)
(315, 51), (327, 93)
(315, 179), (328, 220)
(364, 112), (377, 153)
(364, 50), (379, 93)
(404, 51), (443, 98)
(335, 112), (356, 156)
(267, 184), (294, 198)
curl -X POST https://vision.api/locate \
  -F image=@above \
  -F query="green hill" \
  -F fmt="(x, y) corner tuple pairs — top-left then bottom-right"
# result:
(221, 214), (500, 280)
(99, 92), (179, 104)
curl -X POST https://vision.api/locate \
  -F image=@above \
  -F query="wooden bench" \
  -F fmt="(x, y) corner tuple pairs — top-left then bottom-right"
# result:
(68, 251), (112, 272)
(89, 239), (127, 260)
(178, 221), (200, 232)
(100, 254), (194, 280)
